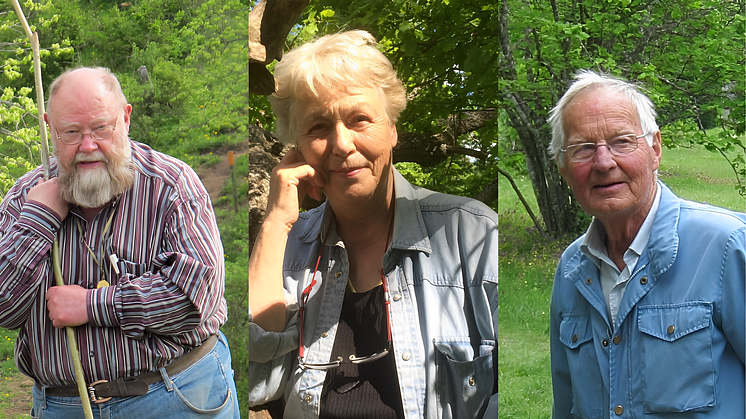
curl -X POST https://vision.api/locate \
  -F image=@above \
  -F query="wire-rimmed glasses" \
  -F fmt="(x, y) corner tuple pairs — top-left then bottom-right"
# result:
(55, 114), (120, 145)
(298, 225), (393, 371)
(560, 133), (650, 163)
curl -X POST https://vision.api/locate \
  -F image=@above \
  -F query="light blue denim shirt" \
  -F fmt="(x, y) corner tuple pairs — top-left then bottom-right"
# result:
(550, 181), (746, 418)
(249, 169), (498, 419)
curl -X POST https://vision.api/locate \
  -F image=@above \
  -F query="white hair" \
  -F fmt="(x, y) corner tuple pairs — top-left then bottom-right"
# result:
(547, 70), (659, 166)
(268, 30), (406, 145)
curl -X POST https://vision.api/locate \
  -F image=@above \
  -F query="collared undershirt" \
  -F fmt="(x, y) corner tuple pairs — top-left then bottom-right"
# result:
(580, 184), (661, 329)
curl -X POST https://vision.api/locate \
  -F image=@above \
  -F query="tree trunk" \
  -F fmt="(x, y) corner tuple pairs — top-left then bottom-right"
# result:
(498, 0), (580, 237)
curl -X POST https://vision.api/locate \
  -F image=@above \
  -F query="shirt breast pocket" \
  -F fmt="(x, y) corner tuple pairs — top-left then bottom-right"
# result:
(559, 314), (604, 419)
(433, 338), (494, 419)
(637, 302), (715, 413)
(116, 259), (149, 278)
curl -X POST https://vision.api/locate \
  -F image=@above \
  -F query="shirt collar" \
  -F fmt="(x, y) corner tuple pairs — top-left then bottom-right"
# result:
(297, 168), (432, 255)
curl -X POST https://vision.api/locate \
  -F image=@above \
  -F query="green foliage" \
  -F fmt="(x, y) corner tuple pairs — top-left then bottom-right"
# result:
(500, 0), (746, 211)
(0, 0), (75, 197)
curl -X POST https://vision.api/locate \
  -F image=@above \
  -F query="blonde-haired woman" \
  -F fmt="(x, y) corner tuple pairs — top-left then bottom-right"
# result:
(249, 30), (497, 419)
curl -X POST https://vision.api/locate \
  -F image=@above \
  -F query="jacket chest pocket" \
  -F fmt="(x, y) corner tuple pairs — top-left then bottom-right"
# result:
(433, 338), (494, 419)
(637, 302), (715, 413)
(559, 314), (604, 419)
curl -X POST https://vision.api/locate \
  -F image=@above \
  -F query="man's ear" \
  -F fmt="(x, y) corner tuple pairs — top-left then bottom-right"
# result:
(123, 104), (133, 130)
(651, 131), (662, 171)
(558, 156), (568, 181)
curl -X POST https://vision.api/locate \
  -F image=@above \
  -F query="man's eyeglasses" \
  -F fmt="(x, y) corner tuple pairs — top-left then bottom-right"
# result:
(298, 225), (393, 371)
(55, 115), (120, 145)
(560, 133), (649, 163)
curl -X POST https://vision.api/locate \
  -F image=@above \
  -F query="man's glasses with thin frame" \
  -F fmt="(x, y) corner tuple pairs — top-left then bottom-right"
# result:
(560, 133), (650, 163)
(55, 113), (120, 145)
(298, 227), (393, 371)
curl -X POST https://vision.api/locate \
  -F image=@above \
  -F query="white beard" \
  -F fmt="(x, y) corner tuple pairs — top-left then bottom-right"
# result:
(57, 143), (135, 208)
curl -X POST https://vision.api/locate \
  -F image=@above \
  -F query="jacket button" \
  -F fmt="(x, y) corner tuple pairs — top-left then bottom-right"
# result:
(585, 277), (593, 285)
(402, 352), (411, 361)
(613, 335), (621, 345)
(304, 394), (313, 403)
(571, 334), (578, 343)
(468, 377), (475, 386)
(321, 332), (328, 338)
(393, 293), (402, 301)
(334, 272), (342, 278)
(667, 325), (675, 334)
(602, 339), (609, 347)
(640, 276), (648, 285)
(614, 405), (624, 415)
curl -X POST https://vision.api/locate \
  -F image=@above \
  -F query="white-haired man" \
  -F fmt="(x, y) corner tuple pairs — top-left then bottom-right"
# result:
(548, 71), (745, 418)
(0, 67), (239, 418)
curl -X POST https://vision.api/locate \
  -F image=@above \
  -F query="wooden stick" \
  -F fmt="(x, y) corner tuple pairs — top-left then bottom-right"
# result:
(10, 1), (50, 179)
(53, 241), (94, 417)
(11, 2), (94, 417)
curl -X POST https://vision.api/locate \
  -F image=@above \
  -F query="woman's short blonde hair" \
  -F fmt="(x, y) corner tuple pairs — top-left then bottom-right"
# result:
(269, 30), (407, 144)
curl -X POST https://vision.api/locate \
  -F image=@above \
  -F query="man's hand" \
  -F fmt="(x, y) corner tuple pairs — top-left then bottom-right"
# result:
(27, 177), (69, 220)
(264, 148), (325, 231)
(46, 285), (89, 328)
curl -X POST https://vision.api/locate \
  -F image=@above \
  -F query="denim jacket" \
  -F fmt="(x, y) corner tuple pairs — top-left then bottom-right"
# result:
(550, 182), (746, 418)
(249, 169), (498, 419)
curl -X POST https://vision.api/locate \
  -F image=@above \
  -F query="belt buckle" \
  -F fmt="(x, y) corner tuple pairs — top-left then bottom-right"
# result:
(88, 380), (112, 404)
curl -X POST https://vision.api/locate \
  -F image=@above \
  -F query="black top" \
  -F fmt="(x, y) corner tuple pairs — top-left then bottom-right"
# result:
(319, 284), (404, 419)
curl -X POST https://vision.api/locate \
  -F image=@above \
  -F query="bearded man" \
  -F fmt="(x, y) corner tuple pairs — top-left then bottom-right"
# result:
(0, 67), (239, 418)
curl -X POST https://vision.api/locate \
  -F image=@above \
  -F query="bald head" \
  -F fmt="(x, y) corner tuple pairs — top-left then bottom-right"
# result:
(47, 67), (128, 115)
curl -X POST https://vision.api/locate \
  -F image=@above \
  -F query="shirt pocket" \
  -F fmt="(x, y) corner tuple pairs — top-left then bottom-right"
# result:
(433, 338), (494, 419)
(116, 258), (149, 278)
(637, 302), (715, 413)
(559, 314), (604, 419)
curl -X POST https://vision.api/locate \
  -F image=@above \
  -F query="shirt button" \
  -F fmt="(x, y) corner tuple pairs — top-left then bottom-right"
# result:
(320, 332), (328, 338)
(304, 394), (313, 403)
(393, 293), (402, 301)
(667, 325), (675, 334)
(640, 276), (648, 285)
(614, 405), (624, 415)
(585, 278), (593, 285)
(613, 335), (621, 345)
(89, 351), (95, 358)
(571, 334), (578, 343)
(468, 377), (475, 386)
(602, 339), (609, 347)
(334, 272), (342, 278)
(402, 352), (411, 361)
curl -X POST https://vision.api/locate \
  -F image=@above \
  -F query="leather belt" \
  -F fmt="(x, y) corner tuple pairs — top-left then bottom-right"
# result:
(40, 335), (218, 402)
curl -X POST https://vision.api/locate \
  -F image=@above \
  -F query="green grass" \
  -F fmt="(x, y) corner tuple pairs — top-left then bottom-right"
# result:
(659, 144), (746, 211)
(0, 328), (31, 419)
(498, 142), (745, 418)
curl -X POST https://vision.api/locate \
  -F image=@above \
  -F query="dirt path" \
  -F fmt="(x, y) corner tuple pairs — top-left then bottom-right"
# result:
(198, 140), (250, 202)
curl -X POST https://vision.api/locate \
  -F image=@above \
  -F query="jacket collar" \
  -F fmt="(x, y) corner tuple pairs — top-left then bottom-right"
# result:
(640, 181), (679, 278)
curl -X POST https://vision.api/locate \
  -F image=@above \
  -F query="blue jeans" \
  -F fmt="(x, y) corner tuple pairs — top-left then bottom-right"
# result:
(31, 332), (239, 419)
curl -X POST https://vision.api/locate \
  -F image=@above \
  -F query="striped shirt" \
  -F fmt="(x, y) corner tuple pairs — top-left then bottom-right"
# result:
(0, 140), (227, 386)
